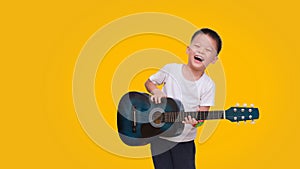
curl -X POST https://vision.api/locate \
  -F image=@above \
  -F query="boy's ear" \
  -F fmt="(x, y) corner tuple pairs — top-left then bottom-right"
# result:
(211, 55), (218, 64)
(186, 46), (190, 54)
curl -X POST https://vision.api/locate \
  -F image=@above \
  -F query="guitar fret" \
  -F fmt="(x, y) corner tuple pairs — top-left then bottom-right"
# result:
(172, 112), (175, 122)
(173, 112), (176, 122)
(172, 112), (174, 122)
(179, 111), (181, 122)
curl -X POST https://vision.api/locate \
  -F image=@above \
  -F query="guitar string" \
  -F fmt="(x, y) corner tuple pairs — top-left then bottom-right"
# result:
(163, 111), (224, 122)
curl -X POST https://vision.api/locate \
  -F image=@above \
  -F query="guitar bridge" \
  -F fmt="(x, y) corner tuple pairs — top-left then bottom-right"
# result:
(132, 106), (136, 133)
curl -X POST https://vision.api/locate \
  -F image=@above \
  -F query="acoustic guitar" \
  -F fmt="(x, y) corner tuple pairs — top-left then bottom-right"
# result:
(117, 91), (259, 146)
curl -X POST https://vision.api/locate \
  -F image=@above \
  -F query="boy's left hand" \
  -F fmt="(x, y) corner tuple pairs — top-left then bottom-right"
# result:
(182, 115), (198, 125)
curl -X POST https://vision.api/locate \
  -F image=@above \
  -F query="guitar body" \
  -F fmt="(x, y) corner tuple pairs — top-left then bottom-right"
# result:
(117, 91), (184, 146)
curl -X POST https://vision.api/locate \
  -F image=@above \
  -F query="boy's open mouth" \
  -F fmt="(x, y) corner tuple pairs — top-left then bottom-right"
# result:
(194, 55), (204, 62)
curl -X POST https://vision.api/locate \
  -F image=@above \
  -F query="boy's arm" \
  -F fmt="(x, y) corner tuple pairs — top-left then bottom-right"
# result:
(145, 79), (166, 104)
(198, 106), (210, 112)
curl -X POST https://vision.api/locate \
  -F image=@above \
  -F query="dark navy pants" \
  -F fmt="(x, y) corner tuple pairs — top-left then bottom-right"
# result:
(150, 138), (196, 169)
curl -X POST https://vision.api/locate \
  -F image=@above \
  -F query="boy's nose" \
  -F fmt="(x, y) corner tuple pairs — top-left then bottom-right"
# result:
(195, 48), (205, 54)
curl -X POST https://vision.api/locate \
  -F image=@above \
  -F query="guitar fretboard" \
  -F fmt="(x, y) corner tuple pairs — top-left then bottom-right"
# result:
(162, 111), (225, 122)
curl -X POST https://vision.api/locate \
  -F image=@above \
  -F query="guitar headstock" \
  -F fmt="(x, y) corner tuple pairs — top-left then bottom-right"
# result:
(225, 103), (259, 124)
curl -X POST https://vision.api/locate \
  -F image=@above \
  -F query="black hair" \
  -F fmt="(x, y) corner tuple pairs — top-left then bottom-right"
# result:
(191, 28), (222, 55)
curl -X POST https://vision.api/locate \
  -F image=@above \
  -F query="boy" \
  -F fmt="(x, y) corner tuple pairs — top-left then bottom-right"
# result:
(145, 28), (222, 169)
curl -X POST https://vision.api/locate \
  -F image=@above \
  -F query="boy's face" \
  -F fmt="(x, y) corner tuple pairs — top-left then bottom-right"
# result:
(186, 33), (218, 70)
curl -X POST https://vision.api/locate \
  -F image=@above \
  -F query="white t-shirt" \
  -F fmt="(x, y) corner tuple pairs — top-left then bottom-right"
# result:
(149, 63), (215, 142)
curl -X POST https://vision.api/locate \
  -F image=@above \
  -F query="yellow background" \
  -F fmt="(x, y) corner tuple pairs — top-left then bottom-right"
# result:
(1, 0), (299, 169)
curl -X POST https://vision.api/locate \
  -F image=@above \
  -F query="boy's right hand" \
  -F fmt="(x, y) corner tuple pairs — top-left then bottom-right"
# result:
(150, 89), (166, 104)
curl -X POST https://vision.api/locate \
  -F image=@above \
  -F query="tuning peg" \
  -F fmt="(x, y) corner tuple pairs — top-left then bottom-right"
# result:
(250, 104), (254, 108)
(243, 103), (247, 107)
(233, 108), (237, 112)
(237, 121), (240, 125)
(244, 120), (247, 124)
(249, 115), (253, 119)
(236, 103), (240, 107)
(251, 120), (256, 124)
(241, 108), (245, 112)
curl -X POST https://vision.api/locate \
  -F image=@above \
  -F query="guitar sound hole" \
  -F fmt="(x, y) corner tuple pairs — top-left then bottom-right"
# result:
(152, 112), (162, 124)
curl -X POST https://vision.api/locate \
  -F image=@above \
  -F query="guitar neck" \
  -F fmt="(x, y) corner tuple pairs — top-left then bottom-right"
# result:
(163, 110), (225, 122)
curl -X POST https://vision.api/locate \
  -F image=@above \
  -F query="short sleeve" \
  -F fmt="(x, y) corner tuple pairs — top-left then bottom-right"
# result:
(199, 81), (215, 106)
(149, 64), (170, 85)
